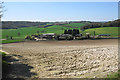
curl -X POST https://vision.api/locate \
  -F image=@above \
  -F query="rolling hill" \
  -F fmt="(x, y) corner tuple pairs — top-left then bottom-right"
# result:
(1, 23), (85, 40)
(1, 20), (119, 43)
(84, 27), (119, 37)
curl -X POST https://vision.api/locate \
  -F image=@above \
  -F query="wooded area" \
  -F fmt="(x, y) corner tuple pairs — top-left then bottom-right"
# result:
(1, 21), (48, 29)
(1, 19), (120, 29)
(80, 19), (120, 30)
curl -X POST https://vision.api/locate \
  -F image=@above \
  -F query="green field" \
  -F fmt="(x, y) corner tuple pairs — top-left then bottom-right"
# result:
(63, 23), (85, 28)
(1, 40), (24, 44)
(107, 70), (120, 79)
(84, 27), (119, 37)
(1, 22), (119, 44)
(1, 23), (83, 43)
(1, 23), (84, 40)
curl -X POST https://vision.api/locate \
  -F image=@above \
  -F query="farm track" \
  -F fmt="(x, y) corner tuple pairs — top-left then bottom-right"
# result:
(2, 39), (119, 78)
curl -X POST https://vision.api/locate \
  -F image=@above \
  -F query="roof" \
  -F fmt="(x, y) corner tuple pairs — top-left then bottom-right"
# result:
(86, 33), (90, 34)
(43, 33), (55, 36)
(61, 34), (72, 37)
(98, 34), (110, 36)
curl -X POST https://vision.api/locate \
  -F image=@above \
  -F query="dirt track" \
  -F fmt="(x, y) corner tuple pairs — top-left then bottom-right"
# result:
(2, 39), (119, 78)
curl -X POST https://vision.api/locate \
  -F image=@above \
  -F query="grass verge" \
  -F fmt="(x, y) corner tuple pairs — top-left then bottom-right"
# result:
(106, 70), (120, 80)
(0, 51), (10, 75)
(1, 39), (24, 44)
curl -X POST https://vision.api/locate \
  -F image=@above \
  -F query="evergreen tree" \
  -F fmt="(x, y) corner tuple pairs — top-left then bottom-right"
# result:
(68, 29), (72, 34)
(64, 30), (68, 34)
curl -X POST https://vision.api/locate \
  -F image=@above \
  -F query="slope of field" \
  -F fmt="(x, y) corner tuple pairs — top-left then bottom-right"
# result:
(84, 27), (119, 37)
(1, 24), (119, 44)
(1, 23), (84, 40)
(63, 23), (85, 28)
(1, 27), (43, 39)
(1, 26), (63, 39)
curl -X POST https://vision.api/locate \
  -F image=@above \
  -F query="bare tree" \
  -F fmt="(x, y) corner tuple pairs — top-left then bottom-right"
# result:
(10, 36), (13, 40)
(0, 2), (4, 21)
(6, 35), (9, 40)
(0, 2), (3, 79)
(17, 32), (21, 36)
(0, 2), (3, 44)
(37, 31), (40, 34)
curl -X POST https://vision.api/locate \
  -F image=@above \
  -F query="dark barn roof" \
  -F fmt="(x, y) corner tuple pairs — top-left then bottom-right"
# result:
(98, 34), (111, 36)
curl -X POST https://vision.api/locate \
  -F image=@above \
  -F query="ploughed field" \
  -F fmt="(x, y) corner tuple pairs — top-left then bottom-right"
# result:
(2, 39), (118, 78)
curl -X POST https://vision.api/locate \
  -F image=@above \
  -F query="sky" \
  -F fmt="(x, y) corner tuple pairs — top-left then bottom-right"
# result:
(2, 2), (118, 22)
(1, 0), (120, 2)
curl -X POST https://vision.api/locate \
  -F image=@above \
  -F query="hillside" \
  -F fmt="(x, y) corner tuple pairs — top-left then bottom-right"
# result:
(1, 21), (88, 29)
(2, 21), (49, 29)
(84, 27), (119, 37)
(62, 23), (85, 28)
(81, 19), (120, 30)
(1, 20), (119, 44)
(1, 23), (85, 40)
(2, 21), (90, 29)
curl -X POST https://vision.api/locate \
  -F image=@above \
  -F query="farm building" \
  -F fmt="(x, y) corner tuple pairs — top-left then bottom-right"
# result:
(97, 34), (111, 38)
(42, 33), (56, 39)
(57, 34), (73, 40)
(25, 33), (56, 41)
(75, 34), (83, 39)
(43, 33), (56, 36)
(98, 34), (111, 36)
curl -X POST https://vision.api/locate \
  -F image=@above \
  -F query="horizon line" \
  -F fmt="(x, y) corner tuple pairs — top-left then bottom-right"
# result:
(2, 20), (116, 22)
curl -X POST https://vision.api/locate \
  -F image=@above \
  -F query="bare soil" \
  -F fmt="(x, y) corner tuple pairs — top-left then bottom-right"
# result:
(1, 39), (119, 78)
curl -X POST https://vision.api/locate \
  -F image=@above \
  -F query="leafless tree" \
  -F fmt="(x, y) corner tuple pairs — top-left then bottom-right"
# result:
(0, 2), (3, 79)
(17, 32), (21, 36)
(37, 31), (40, 34)
(0, 2), (4, 21)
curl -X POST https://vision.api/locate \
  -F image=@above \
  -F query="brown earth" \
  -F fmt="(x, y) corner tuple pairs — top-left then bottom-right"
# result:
(1, 39), (119, 78)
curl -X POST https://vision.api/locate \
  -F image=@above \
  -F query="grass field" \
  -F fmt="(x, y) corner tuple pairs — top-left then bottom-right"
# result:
(1, 22), (119, 44)
(0, 51), (6, 57)
(0, 51), (9, 65)
(84, 27), (119, 37)
(107, 70), (120, 79)
(1, 23), (84, 40)
(1, 40), (24, 44)
(63, 23), (85, 28)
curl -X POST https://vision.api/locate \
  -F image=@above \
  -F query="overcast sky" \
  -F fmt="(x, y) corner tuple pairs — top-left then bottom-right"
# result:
(2, 2), (118, 22)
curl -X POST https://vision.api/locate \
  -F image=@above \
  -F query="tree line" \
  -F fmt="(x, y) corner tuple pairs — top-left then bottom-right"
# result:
(1, 19), (119, 29)
(1, 21), (49, 29)
(1, 21), (89, 29)
(81, 19), (120, 30)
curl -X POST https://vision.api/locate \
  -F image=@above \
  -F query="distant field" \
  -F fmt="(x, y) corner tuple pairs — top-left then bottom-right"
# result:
(84, 27), (119, 37)
(1, 27), (44, 39)
(1, 23), (119, 44)
(1, 23), (84, 40)
(63, 23), (85, 28)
